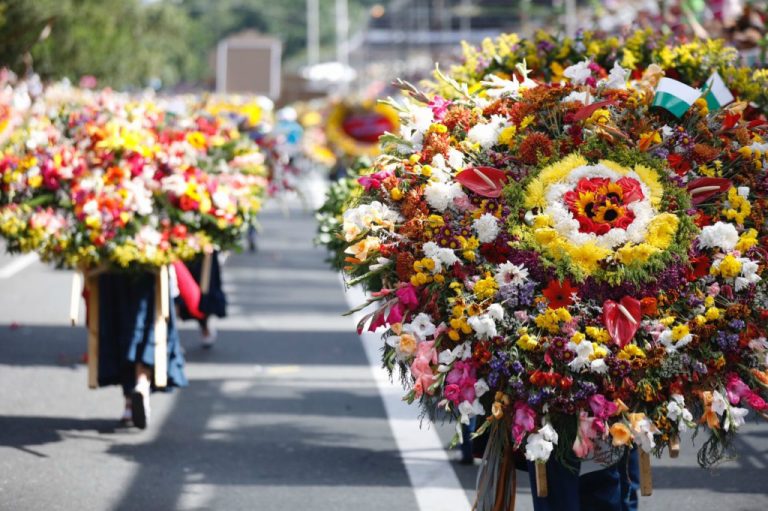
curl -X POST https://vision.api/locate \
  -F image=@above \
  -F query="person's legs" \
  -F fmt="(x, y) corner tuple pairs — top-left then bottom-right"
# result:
(580, 463), (623, 511)
(619, 449), (640, 511)
(130, 363), (152, 429)
(459, 417), (476, 464)
(528, 457), (581, 511)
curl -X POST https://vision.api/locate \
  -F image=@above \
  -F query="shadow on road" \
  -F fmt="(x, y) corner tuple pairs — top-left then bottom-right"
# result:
(0, 416), (129, 458)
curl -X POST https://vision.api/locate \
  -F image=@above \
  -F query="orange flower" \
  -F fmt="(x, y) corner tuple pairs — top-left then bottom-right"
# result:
(613, 399), (629, 415)
(640, 297), (658, 317)
(610, 423), (632, 446)
(700, 391), (720, 430)
(751, 368), (768, 387)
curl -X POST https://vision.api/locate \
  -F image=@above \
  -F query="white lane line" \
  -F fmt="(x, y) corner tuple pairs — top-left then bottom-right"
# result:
(0, 253), (38, 279)
(344, 281), (472, 511)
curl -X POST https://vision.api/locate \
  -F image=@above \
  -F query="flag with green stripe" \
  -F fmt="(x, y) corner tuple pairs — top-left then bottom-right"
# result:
(652, 78), (701, 118)
(703, 72), (734, 111)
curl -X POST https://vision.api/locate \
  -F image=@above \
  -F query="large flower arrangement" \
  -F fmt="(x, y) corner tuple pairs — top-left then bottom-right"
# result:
(0, 77), (268, 270)
(340, 35), (768, 508)
(442, 29), (768, 114)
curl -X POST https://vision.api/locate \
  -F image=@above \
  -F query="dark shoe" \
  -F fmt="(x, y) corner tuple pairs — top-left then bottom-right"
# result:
(131, 384), (150, 430)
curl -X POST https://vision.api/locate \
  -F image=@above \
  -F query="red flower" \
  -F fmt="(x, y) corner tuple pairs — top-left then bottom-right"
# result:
(543, 279), (577, 308)
(667, 153), (691, 176)
(686, 255), (711, 281)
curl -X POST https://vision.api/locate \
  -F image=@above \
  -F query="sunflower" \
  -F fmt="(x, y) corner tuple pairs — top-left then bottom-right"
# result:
(594, 202), (625, 224)
(574, 191), (597, 218)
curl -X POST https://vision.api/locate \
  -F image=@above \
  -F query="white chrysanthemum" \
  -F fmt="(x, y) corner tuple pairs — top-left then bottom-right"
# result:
(423, 241), (459, 272)
(468, 313), (497, 339)
(735, 258), (761, 291)
(699, 222), (739, 252)
(467, 122), (500, 149)
(424, 181), (465, 212)
(447, 147), (465, 170)
(495, 262), (529, 287)
(472, 213), (500, 243)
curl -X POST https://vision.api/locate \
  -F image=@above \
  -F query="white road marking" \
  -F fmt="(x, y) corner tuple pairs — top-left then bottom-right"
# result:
(0, 253), (38, 279)
(344, 281), (472, 511)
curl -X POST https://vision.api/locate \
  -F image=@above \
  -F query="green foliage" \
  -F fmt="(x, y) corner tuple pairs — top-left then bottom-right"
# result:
(0, 0), (197, 88)
(0, 0), (380, 88)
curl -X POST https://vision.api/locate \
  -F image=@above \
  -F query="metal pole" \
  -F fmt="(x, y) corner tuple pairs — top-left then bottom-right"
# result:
(307, 0), (320, 66)
(564, 0), (577, 37)
(336, 0), (350, 68)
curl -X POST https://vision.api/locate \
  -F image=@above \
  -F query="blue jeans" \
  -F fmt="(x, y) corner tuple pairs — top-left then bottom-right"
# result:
(528, 449), (639, 511)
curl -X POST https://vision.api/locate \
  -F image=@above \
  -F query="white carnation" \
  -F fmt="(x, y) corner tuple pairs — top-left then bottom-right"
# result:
(472, 213), (500, 243)
(467, 123), (500, 149)
(699, 222), (739, 252)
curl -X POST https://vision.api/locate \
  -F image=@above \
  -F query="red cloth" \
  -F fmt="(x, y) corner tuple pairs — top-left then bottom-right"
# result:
(173, 261), (205, 320)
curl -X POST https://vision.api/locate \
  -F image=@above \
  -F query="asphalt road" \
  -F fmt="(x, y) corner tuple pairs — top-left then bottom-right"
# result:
(0, 201), (767, 511)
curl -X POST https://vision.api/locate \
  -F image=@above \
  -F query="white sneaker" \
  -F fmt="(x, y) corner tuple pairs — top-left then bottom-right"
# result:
(201, 325), (217, 349)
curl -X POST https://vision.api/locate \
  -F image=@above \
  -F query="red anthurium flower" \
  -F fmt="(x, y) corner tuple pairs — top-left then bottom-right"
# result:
(686, 177), (731, 206)
(455, 166), (509, 198)
(602, 296), (641, 348)
(572, 100), (615, 122)
(543, 279), (578, 309)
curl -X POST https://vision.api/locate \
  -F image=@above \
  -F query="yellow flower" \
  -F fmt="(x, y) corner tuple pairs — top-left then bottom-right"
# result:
(736, 229), (758, 252)
(571, 332), (586, 345)
(586, 109), (611, 125)
(714, 254), (742, 278)
(705, 307), (721, 321)
(645, 213), (679, 249)
(616, 243), (660, 265)
(586, 326), (611, 343)
(474, 274), (498, 300)
(671, 324), (690, 341)
(617, 344), (646, 360)
(567, 242), (610, 274)
(535, 307), (571, 333)
(498, 125), (517, 147)
(517, 333), (539, 350)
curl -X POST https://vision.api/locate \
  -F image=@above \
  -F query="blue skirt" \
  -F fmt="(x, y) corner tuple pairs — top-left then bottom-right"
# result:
(97, 272), (187, 395)
(176, 251), (227, 321)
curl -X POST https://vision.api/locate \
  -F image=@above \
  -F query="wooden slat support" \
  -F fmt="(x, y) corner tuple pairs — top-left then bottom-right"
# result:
(639, 450), (653, 496)
(153, 266), (169, 388)
(535, 462), (548, 498)
(86, 275), (99, 389)
(70, 271), (83, 326)
(200, 252), (213, 294)
(669, 435), (680, 459)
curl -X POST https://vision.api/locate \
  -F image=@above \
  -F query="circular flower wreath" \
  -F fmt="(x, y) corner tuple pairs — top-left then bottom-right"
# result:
(342, 50), (768, 486)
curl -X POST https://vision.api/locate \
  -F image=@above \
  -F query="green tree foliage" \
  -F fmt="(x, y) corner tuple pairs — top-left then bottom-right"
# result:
(0, 0), (379, 88)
